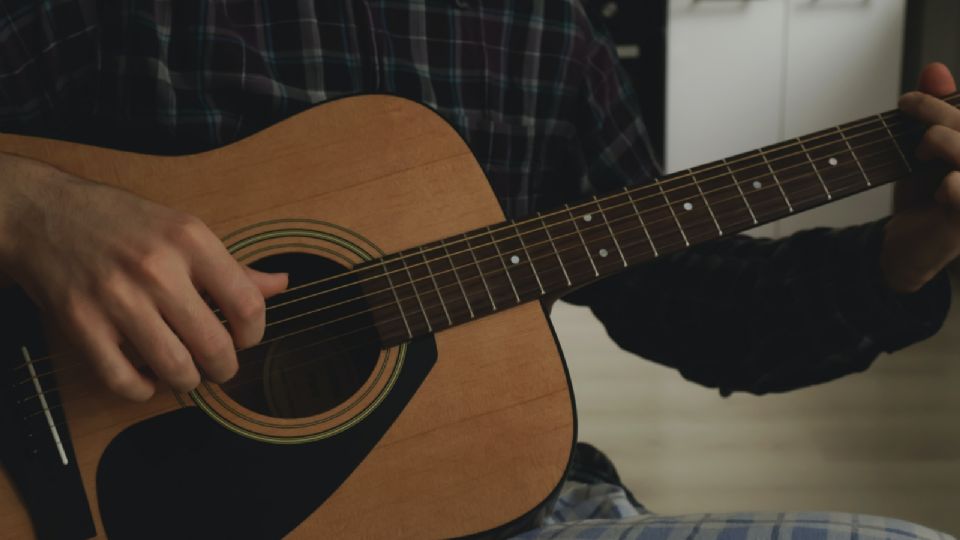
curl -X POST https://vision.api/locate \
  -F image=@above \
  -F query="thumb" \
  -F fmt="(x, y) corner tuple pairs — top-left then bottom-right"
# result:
(244, 267), (289, 299)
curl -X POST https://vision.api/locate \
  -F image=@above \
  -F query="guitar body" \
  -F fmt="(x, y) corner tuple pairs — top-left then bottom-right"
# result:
(0, 95), (576, 539)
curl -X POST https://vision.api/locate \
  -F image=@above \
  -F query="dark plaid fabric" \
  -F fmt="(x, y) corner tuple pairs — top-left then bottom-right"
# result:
(0, 0), (950, 396)
(0, 0), (658, 218)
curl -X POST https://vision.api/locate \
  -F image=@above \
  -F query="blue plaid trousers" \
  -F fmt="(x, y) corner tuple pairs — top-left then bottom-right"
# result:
(516, 481), (955, 540)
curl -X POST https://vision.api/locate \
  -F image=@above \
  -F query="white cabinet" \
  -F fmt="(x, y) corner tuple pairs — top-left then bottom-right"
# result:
(666, 0), (907, 237)
(778, 0), (906, 235)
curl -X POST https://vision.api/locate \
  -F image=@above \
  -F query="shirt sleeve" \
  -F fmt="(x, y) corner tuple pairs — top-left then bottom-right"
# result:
(561, 6), (951, 395)
(564, 221), (950, 395)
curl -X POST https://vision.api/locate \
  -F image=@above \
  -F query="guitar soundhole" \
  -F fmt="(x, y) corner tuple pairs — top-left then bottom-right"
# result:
(219, 252), (381, 419)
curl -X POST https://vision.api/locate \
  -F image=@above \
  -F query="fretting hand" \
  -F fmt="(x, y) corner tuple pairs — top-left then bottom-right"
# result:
(883, 62), (960, 293)
(0, 154), (288, 401)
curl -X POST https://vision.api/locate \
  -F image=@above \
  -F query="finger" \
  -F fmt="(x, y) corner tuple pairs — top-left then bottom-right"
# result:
(107, 290), (200, 392)
(917, 62), (957, 96)
(62, 304), (156, 401)
(244, 267), (289, 299)
(899, 92), (960, 132)
(154, 273), (239, 383)
(935, 170), (960, 213)
(194, 251), (267, 350)
(917, 124), (960, 167)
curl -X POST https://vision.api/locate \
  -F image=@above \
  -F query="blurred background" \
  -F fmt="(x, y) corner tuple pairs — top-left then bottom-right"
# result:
(554, 0), (960, 534)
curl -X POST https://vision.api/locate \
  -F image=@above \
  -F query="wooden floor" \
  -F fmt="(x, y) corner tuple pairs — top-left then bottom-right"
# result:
(551, 274), (960, 536)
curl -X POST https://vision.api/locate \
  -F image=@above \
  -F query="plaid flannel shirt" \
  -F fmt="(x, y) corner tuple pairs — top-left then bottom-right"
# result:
(0, 1), (953, 538)
(0, 0), (947, 395)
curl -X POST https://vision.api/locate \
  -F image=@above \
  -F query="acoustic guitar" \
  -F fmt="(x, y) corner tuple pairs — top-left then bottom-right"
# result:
(0, 93), (945, 539)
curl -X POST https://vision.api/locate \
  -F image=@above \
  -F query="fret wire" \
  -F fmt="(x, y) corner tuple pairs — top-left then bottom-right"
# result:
(399, 254), (433, 332)
(566, 205), (600, 277)
(212, 111), (948, 322)
(282, 153), (910, 342)
(56, 119), (948, 338)
(836, 126), (871, 186)
(302, 138), (924, 324)
(441, 239), (475, 319)
(418, 246), (452, 326)
(623, 187), (658, 257)
(487, 226), (521, 304)
(21, 148), (913, 386)
(464, 232), (498, 311)
(513, 222), (545, 295)
(757, 148), (794, 212)
(278, 131), (913, 338)
(367, 151), (909, 342)
(34, 151), (913, 395)
(480, 156), (900, 318)
(541, 215), (572, 286)
(652, 154), (901, 249)
(9, 135), (924, 390)
(594, 196), (628, 267)
(248, 112), (926, 314)
(689, 170), (723, 236)
(878, 114), (913, 173)
(722, 158), (758, 225)
(380, 259), (413, 339)
(655, 181), (689, 247)
(379, 146), (905, 341)
(797, 138), (832, 200)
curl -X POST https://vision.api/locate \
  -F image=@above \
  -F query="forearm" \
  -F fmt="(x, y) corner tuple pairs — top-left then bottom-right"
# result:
(563, 220), (951, 395)
(0, 152), (63, 287)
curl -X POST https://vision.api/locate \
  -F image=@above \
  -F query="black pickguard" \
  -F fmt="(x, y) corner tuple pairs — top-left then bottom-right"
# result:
(96, 336), (436, 540)
(0, 284), (444, 539)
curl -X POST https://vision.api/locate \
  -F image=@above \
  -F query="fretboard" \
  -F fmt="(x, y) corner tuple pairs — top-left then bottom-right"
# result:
(362, 95), (956, 346)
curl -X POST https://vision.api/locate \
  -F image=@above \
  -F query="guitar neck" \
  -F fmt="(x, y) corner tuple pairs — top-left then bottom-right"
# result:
(364, 96), (956, 347)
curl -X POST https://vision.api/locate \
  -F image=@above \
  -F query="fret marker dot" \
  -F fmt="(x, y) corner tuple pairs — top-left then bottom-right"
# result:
(828, 157), (838, 166)
(583, 214), (593, 222)
(510, 255), (521, 265)
(752, 180), (763, 190)
(599, 248), (609, 258)
(682, 201), (694, 212)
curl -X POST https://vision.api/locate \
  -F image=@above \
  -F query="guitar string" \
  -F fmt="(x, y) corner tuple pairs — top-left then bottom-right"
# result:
(16, 154), (882, 408)
(21, 160), (913, 427)
(15, 151), (907, 412)
(191, 93), (959, 316)
(17, 95), (960, 425)
(13, 163), (886, 421)
(12, 135), (908, 387)
(11, 135), (913, 388)
(18, 152), (916, 422)
(211, 106), (926, 317)
(13, 91), (957, 383)
(255, 121), (912, 331)
(7, 111), (922, 376)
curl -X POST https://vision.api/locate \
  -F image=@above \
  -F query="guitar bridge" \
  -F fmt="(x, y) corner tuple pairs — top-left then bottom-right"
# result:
(20, 346), (68, 466)
(0, 287), (96, 539)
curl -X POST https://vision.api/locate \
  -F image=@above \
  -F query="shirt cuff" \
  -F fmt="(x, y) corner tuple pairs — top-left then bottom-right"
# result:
(852, 217), (951, 353)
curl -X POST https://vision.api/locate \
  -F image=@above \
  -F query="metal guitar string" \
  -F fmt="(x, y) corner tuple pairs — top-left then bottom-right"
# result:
(13, 125), (908, 392)
(221, 106), (925, 318)
(8, 105), (925, 379)
(23, 155), (912, 428)
(11, 119), (918, 388)
(17, 147), (909, 416)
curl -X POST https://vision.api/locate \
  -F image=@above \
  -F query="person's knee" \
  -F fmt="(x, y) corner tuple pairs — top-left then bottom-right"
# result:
(751, 512), (952, 540)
